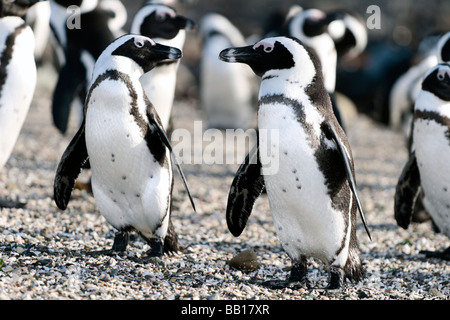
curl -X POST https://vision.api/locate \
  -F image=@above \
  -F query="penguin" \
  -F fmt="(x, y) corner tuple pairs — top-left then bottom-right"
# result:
(390, 32), (450, 136)
(286, 8), (344, 129)
(0, 0), (43, 208)
(54, 34), (196, 259)
(325, 10), (367, 61)
(130, 1), (194, 130)
(49, 0), (126, 135)
(219, 36), (371, 290)
(437, 31), (450, 63)
(198, 13), (257, 130)
(395, 63), (450, 261)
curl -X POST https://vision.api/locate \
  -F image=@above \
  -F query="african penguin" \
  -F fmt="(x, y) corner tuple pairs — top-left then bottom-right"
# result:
(220, 36), (370, 290)
(286, 8), (344, 129)
(0, 0), (43, 208)
(49, 0), (126, 135)
(199, 13), (256, 130)
(54, 34), (196, 260)
(437, 31), (450, 63)
(130, 2), (194, 130)
(395, 63), (450, 261)
(390, 32), (450, 136)
(325, 10), (367, 61)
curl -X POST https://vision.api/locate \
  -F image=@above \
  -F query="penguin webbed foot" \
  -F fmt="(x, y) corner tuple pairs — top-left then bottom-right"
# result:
(326, 266), (344, 291)
(87, 231), (129, 257)
(420, 246), (450, 261)
(263, 257), (311, 290)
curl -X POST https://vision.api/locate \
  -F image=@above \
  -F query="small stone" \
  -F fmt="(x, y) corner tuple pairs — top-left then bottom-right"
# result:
(228, 249), (259, 272)
(429, 288), (443, 297)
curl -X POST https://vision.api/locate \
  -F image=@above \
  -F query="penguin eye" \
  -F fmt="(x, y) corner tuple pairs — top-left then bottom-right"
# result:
(135, 40), (145, 48)
(438, 73), (445, 81)
(156, 13), (166, 22)
(253, 41), (274, 53)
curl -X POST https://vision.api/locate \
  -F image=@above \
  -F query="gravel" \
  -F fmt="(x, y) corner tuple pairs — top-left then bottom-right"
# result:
(0, 65), (448, 301)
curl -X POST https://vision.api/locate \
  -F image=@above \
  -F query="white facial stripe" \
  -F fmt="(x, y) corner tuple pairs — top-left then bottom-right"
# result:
(156, 7), (176, 19)
(437, 66), (450, 80)
(253, 41), (274, 52)
(134, 36), (155, 47)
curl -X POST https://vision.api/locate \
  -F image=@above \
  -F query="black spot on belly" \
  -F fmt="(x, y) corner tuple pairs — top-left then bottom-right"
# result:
(122, 175), (127, 180)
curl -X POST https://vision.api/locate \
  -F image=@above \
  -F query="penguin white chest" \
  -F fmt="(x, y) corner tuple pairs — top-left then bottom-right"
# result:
(140, 62), (179, 130)
(258, 103), (348, 262)
(414, 117), (450, 237)
(85, 79), (172, 236)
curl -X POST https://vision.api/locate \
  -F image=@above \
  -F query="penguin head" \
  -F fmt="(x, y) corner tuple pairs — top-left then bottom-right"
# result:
(288, 8), (330, 39)
(326, 10), (367, 59)
(133, 4), (194, 41)
(437, 32), (450, 63)
(422, 63), (450, 101)
(219, 36), (320, 87)
(0, 0), (43, 18)
(94, 34), (182, 78)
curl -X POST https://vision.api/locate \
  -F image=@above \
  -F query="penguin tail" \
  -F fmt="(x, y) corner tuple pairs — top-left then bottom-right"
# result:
(163, 218), (183, 254)
(344, 246), (365, 282)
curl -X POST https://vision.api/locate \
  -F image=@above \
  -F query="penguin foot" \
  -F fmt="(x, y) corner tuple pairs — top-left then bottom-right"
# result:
(420, 247), (450, 261)
(145, 237), (164, 258)
(87, 231), (129, 257)
(0, 198), (26, 209)
(326, 266), (344, 290)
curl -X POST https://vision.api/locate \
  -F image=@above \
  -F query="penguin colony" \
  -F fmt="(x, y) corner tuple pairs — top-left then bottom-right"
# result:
(0, 0), (449, 293)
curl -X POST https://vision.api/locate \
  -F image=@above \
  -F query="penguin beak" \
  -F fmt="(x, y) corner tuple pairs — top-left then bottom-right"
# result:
(150, 43), (183, 61)
(219, 45), (258, 64)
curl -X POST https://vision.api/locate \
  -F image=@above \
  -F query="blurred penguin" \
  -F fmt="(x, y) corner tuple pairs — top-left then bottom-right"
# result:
(0, 0), (44, 208)
(130, 1), (194, 131)
(390, 32), (450, 138)
(198, 13), (257, 130)
(49, 0), (127, 135)
(286, 7), (344, 129)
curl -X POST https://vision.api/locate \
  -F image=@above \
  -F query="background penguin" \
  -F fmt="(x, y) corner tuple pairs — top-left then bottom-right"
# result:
(395, 63), (450, 261)
(198, 12), (257, 130)
(0, 0), (43, 208)
(49, 0), (127, 135)
(220, 36), (370, 290)
(130, 1), (194, 131)
(54, 34), (196, 260)
(286, 8), (344, 129)
(325, 10), (367, 62)
(390, 31), (450, 139)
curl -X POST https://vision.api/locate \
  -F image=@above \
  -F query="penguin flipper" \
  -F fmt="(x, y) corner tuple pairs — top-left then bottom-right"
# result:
(322, 122), (372, 241)
(146, 107), (196, 213)
(226, 144), (265, 237)
(54, 123), (89, 210)
(394, 152), (421, 230)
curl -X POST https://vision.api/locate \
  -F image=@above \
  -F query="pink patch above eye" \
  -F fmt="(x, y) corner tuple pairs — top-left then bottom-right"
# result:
(253, 41), (274, 53)
(134, 36), (155, 47)
(156, 8), (176, 20)
(437, 67), (450, 80)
